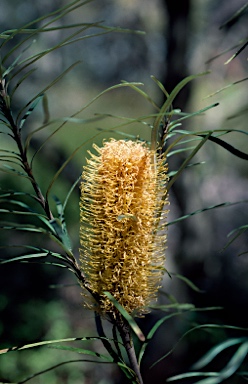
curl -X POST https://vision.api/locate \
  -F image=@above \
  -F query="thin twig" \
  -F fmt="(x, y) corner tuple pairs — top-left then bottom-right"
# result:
(95, 312), (120, 363)
(116, 317), (144, 384)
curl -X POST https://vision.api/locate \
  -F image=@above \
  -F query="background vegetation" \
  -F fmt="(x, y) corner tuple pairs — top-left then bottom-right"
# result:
(0, 0), (247, 383)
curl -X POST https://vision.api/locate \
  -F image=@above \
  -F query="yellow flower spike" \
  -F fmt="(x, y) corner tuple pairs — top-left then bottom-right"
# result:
(79, 139), (169, 317)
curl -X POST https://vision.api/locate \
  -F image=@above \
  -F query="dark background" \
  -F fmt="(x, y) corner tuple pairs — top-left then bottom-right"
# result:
(0, 0), (247, 383)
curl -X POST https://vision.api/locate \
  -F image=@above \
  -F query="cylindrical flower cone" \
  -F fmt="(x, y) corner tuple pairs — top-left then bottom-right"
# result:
(79, 139), (169, 317)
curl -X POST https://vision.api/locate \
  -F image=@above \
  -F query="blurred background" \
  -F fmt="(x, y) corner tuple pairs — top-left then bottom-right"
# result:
(0, 0), (247, 383)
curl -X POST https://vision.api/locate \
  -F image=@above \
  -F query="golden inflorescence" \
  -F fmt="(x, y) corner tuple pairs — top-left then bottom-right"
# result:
(79, 139), (169, 317)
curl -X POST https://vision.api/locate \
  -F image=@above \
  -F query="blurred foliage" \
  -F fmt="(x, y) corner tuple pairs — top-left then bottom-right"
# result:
(0, 0), (247, 384)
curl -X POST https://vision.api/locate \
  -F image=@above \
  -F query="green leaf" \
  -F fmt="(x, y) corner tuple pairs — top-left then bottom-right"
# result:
(49, 345), (112, 362)
(199, 133), (248, 160)
(167, 103), (219, 133)
(63, 175), (81, 212)
(167, 145), (197, 157)
(42, 93), (50, 124)
(192, 342), (248, 384)
(18, 62), (80, 125)
(166, 133), (211, 192)
(19, 94), (44, 129)
(204, 78), (248, 98)
(50, 196), (72, 251)
(0, 198), (57, 233)
(218, 340), (248, 378)
(167, 372), (219, 382)
(0, 245), (67, 265)
(151, 75), (170, 98)
(0, 222), (73, 256)
(0, 164), (32, 179)
(168, 201), (248, 227)
(225, 41), (248, 64)
(149, 324), (248, 369)
(151, 72), (210, 152)
(1, 0), (94, 60)
(222, 224), (248, 251)
(192, 338), (248, 370)
(120, 80), (160, 110)
(220, 3), (248, 29)
(206, 38), (248, 65)
(169, 273), (203, 292)
(103, 291), (145, 342)
(9, 359), (113, 384)
(150, 303), (196, 311)
(9, 68), (37, 98)
(0, 336), (113, 356)
(138, 312), (182, 365)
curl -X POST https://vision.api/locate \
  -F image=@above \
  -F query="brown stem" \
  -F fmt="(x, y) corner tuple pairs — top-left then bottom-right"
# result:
(1, 95), (53, 220)
(116, 317), (144, 384)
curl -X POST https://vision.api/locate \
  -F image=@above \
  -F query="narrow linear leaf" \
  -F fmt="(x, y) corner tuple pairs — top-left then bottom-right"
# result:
(0, 336), (114, 355)
(167, 145), (196, 157)
(19, 94), (44, 129)
(0, 253), (52, 264)
(1, 0), (91, 56)
(225, 40), (248, 64)
(10, 68), (37, 98)
(0, 247), (67, 265)
(150, 324), (248, 369)
(16, 359), (113, 384)
(63, 175), (81, 212)
(121, 80), (159, 110)
(166, 133), (211, 192)
(151, 75), (170, 98)
(151, 72), (210, 151)
(49, 345), (112, 362)
(221, 225), (248, 251)
(199, 134), (248, 160)
(138, 312), (182, 365)
(193, 342), (248, 384)
(204, 78), (248, 98)
(104, 291), (145, 341)
(206, 39), (247, 64)
(167, 372), (219, 382)
(0, 222), (73, 255)
(192, 338), (248, 370)
(168, 103), (219, 132)
(19, 62), (80, 125)
(220, 3), (248, 29)
(168, 201), (248, 227)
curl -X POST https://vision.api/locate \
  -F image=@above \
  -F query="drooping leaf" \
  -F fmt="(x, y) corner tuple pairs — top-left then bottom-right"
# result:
(0, 198), (57, 233)
(150, 324), (248, 369)
(167, 201), (248, 227)
(166, 133), (211, 193)
(167, 372), (219, 382)
(18, 62), (80, 125)
(221, 224), (248, 251)
(10, 359), (113, 384)
(151, 72), (210, 152)
(194, 341), (248, 384)
(19, 94), (44, 130)
(103, 291), (145, 342)
(192, 338), (248, 370)
(51, 196), (72, 251)
(0, 336), (114, 355)
(48, 344), (113, 362)
(219, 3), (248, 29)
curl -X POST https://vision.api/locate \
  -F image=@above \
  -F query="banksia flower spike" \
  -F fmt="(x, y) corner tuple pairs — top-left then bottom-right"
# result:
(79, 139), (169, 318)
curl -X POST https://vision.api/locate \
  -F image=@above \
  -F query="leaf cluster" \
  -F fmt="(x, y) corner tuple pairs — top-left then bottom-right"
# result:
(0, 1), (248, 383)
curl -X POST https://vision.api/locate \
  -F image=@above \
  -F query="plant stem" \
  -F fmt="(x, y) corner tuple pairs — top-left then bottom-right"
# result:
(117, 317), (144, 384)
(0, 83), (54, 220)
(95, 313), (120, 363)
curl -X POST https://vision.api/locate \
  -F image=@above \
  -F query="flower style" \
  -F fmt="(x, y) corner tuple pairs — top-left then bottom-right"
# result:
(79, 139), (169, 317)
